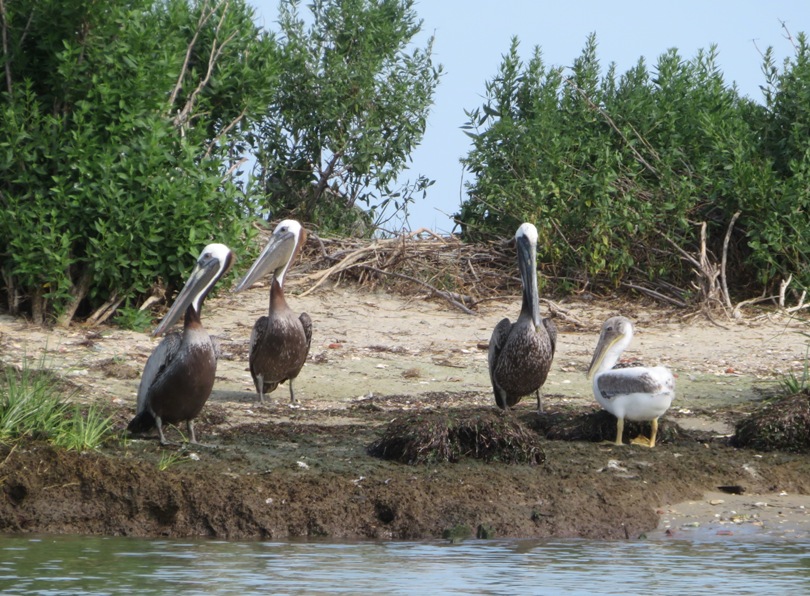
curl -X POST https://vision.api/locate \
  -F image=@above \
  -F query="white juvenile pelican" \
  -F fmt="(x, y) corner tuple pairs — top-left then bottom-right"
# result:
(587, 316), (675, 447)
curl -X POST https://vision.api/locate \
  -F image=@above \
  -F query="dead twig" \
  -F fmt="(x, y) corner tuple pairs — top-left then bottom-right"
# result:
(87, 294), (125, 326)
(720, 211), (741, 311)
(540, 298), (587, 328)
(621, 282), (688, 308)
(353, 264), (476, 315)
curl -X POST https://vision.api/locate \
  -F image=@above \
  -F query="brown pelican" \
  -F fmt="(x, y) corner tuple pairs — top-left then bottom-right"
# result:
(488, 222), (557, 412)
(128, 243), (234, 444)
(234, 219), (311, 404)
(587, 316), (675, 447)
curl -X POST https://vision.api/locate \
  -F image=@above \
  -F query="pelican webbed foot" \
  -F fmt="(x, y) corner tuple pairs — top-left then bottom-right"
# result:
(630, 418), (660, 448)
(630, 435), (653, 447)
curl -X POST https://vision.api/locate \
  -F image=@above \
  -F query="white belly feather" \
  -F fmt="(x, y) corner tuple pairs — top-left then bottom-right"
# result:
(593, 366), (675, 421)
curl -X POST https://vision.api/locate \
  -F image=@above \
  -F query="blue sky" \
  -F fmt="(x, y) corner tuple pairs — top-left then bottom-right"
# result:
(249, 1), (810, 233)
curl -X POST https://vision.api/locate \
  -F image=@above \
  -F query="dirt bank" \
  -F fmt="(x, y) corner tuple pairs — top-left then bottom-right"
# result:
(0, 279), (808, 541)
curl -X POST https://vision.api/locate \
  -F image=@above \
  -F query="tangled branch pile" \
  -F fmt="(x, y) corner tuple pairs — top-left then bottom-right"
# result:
(292, 229), (525, 314)
(276, 226), (808, 319)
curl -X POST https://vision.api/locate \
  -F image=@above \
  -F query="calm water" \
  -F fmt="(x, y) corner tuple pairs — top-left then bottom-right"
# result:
(1, 534), (809, 595)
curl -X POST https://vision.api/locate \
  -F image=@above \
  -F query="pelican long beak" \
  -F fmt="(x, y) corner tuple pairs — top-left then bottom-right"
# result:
(152, 254), (224, 337)
(234, 230), (296, 292)
(586, 329), (622, 378)
(517, 234), (541, 329)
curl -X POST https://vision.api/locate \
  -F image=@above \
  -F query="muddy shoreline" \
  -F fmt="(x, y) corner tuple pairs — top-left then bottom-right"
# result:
(1, 283), (809, 541)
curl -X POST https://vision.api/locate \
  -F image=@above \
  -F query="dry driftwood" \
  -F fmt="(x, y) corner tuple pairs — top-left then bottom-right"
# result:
(288, 230), (523, 315)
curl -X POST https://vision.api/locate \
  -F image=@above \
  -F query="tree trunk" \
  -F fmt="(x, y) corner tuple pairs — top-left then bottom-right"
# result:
(30, 287), (45, 325)
(2, 266), (19, 315)
(57, 265), (93, 328)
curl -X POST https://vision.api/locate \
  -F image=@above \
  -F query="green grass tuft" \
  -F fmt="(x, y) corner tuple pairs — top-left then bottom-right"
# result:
(157, 451), (187, 471)
(779, 340), (810, 395)
(0, 358), (115, 451)
(52, 405), (115, 451)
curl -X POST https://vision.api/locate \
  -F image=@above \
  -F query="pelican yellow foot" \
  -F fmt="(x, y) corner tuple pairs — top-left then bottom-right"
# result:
(630, 435), (654, 447)
(630, 418), (659, 447)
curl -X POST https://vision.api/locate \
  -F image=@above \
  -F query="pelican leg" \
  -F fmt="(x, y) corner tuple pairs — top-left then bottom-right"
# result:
(256, 373), (265, 404)
(536, 390), (543, 414)
(156, 416), (169, 446)
(650, 418), (659, 448)
(615, 417), (624, 446)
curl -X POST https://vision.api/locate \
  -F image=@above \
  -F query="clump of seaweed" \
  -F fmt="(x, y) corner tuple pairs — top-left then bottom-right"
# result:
(732, 389), (810, 453)
(367, 409), (545, 465)
(526, 409), (686, 445)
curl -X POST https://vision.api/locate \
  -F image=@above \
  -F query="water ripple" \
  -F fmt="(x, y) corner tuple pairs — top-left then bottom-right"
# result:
(0, 534), (808, 595)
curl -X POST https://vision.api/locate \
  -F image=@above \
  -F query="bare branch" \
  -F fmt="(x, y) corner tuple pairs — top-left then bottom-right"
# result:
(56, 266), (94, 327)
(205, 105), (248, 157)
(174, 6), (239, 130)
(0, 0), (11, 95)
(87, 293), (125, 326)
(780, 19), (798, 51)
(354, 264), (476, 315)
(778, 273), (793, 308)
(732, 289), (774, 319)
(786, 291), (808, 313)
(222, 156), (248, 180)
(658, 230), (701, 269)
(168, 0), (218, 109)
(621, 282), (688, 308)
(720, 211), (740, 310)
(169, 0), (238, 130)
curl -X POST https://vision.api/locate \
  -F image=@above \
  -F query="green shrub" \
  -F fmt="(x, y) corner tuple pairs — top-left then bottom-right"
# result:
(459, 33), (810, 301)
(0, 0), (273, 324)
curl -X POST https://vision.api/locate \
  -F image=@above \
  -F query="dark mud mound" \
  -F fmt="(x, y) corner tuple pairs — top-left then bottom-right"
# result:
(732, 390), (810, 452)
(4, 416), (810, 541)
(368, 409), (545, 464)
(526, 408), (688, 445)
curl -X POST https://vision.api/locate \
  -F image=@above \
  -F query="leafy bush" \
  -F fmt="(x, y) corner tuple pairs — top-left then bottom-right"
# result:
(458, 32), (810, 301)
(0, 0), (274, 324)
(249, 0), (441, 235)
